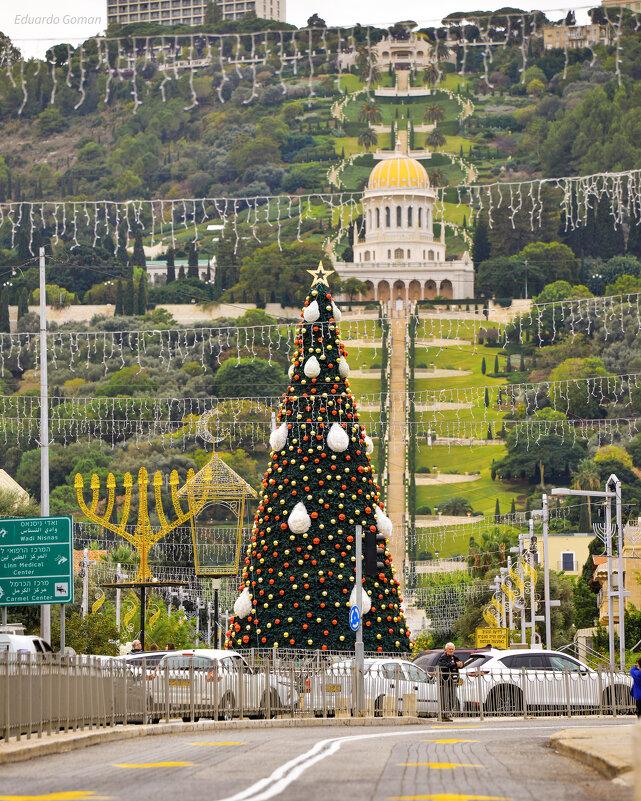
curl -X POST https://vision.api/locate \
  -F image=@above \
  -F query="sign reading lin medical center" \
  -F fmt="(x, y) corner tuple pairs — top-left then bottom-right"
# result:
(0, 517), (73, 606)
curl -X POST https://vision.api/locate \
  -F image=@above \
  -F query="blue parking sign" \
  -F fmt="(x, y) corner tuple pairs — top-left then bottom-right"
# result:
(349, 605), (360, 631)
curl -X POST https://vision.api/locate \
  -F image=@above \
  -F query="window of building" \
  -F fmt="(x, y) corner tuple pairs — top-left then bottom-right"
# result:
(423, 250), (425, 259)
(418, 207), (422, 227)
(376, 208), (380, 228)
(385, 207), (391, 227)
(561, 552), (575, 572)
(364, 251), (370, 262)
(396, 206), (402, 227)
(428, 250), (434, 260)
(394, 248), (404, 259)
(387, 249), (391, 259)
(407, 249), (410, 259)
(407, 206), (413, 227)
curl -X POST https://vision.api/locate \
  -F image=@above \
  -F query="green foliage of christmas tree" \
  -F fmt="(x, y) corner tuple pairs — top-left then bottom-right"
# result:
(227, 268), (410, 653)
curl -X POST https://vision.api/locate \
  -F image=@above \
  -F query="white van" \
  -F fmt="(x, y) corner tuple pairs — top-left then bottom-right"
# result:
(0, 633), (54, 654)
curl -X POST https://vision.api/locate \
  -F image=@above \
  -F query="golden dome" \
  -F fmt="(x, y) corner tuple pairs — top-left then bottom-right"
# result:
(368, 155), (429, 190)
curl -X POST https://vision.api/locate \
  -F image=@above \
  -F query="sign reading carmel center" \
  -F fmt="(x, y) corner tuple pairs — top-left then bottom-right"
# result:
(0, 516), (73, 607)
(475, 627), (509, 649)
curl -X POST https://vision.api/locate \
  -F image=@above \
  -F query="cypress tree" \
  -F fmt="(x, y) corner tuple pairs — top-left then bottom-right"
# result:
(481, 356), (486, 375)
(132, 229), (146, 268)
(484, 387), (489, 408)
(505, 355), (511, 373)
(178, 266), (186, 280)
(137, 277), (148, 315)
(510, 498), (516, 515)
(187, 243), (199, 279)
(17, 287), (29, 319)
(0, 287), (9, 333)
(116, 225), (128, 267)
(520, 353), (525, 371)
(115, 279), (124, 316)
(486, 423), (493, 440)
(472, 211), (491, 269)
(494, 354), (499, 374)
(124, 279), (135, 316)
(495, 498), (501, 518)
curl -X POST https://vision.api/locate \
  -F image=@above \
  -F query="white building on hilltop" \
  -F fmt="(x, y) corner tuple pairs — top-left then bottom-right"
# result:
(334, 150), (474, 303)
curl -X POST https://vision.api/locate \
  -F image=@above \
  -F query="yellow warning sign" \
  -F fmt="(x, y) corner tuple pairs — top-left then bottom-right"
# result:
(475, 627), (509, 649)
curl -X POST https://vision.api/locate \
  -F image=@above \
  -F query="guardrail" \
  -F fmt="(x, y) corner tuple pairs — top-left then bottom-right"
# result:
(0, 653), (636, 742)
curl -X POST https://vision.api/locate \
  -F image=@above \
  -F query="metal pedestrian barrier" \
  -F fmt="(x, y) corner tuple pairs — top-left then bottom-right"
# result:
(0, 652), (636, 742)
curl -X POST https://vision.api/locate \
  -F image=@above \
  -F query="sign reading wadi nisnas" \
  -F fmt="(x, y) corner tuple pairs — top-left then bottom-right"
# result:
(0, 517), (73, 607)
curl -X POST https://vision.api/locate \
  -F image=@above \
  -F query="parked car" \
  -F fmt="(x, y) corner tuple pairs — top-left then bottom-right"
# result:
(0, 633), (54, 654)
(302, 657), (437, 717)
(457, 648), (634, 714)
(413, 647), (490, 676)
(148, 648), (297, 721)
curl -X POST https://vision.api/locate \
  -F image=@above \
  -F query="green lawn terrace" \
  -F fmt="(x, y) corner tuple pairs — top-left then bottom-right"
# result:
(412, 444), (527, 557)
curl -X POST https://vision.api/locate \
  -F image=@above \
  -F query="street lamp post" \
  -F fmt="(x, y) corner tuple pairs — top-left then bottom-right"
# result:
(551, 475), (630, 669)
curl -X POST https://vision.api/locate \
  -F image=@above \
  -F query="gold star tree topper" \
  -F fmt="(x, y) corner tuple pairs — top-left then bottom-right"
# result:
(307, 261), (335, 286)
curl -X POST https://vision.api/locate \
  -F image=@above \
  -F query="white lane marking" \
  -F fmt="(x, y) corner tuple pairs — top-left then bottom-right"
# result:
(212, 723), (625, 801)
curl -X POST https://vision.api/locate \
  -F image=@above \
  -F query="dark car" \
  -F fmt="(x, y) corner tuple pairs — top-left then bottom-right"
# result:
(413, 648), (490, 676)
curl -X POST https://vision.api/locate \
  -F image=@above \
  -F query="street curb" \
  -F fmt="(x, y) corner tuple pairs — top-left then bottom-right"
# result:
(0, 715), (424, 764)
(549, 727), (635, 780)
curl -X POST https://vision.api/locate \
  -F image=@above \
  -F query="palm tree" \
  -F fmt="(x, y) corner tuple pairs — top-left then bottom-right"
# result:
(428, 169), (447, 187)
(423, 103), (444, 124)
(423, 63), (439, 88)
(358, 102), (383, 125)
(357, 127), (378, 153)
(426, 127), (446, 151)
(431, 40), (450, 63)
(572, 458), (601, 529)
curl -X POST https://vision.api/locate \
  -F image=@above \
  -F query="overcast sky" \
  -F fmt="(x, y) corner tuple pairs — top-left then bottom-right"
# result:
(3, 1), (571, 59)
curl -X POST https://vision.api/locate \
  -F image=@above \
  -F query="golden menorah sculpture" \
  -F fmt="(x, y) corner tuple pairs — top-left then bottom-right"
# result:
(74, 451), (258, 583)
(75, 466), (204, 583)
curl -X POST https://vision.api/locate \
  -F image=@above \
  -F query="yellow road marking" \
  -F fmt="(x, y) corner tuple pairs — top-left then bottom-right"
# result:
(421, 739), (479, 744)
(113, 762), (195, 768)
(397, 763), (483, 769)
(0, 795), (112, 801)
(188, 742), (246, 746)
(390, 795), (511, 801)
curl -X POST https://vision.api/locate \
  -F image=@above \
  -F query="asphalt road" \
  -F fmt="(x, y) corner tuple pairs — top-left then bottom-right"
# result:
(0, 718), (634, 801)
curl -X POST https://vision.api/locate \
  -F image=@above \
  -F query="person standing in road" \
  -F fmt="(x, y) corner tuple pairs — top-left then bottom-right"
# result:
(437, 642), (463, 721)
(631, 657), (641, 717)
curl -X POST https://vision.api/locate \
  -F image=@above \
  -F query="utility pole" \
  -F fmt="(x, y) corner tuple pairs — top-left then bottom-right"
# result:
(542, 494), (552, 650)
(605, 488), (615, 667)
(528, 523), (537, 645)
(39, 247), (51, 643)
(115, 563), (122, 634)
(81, 548), (90, 617)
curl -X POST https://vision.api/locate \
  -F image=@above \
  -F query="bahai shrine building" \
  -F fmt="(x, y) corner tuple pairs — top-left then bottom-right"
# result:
(334, 148), (474, 305)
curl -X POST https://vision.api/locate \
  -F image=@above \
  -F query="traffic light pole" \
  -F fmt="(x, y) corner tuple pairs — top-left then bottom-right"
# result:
(354, 524), (364, 717)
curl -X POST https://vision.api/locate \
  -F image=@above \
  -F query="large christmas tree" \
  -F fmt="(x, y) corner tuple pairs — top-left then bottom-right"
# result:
(227, 265), (410, 652)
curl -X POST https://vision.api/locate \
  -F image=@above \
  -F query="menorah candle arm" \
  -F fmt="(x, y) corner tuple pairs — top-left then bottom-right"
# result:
(153, 472), (170, 531)
(116, 472), (134, 537)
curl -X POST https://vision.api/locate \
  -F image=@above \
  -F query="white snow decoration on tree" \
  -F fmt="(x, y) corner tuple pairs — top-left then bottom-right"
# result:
(338, 356), (350, 378)
(365, 435), (374, 455)
(331, 302), (342, 321)
(269, 422), (288, 453)
(288, 363), (294, 379)
(327, 422), (349, 452)
(349, 583), (372, 615)
(374, 505), (393, 537)
(304, 356), (321, 378)
(233, 586), (253, 619)
(303, 300), (320, 323)
(288, 501), (311, 534)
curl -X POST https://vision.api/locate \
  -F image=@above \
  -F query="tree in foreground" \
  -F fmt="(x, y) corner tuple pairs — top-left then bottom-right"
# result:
(227, 267), (409, 652)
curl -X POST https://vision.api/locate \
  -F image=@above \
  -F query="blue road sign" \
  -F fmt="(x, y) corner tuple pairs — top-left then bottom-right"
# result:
(349, 605), (361, 631)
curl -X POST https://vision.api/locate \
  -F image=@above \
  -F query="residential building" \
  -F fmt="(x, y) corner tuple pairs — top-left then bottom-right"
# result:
(541, 22), (613, 50)
(107, 0), (286, 28)
(545, 533), (594, 576)
(601, 0), (641, 11)
(591, 526), (641, 625)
